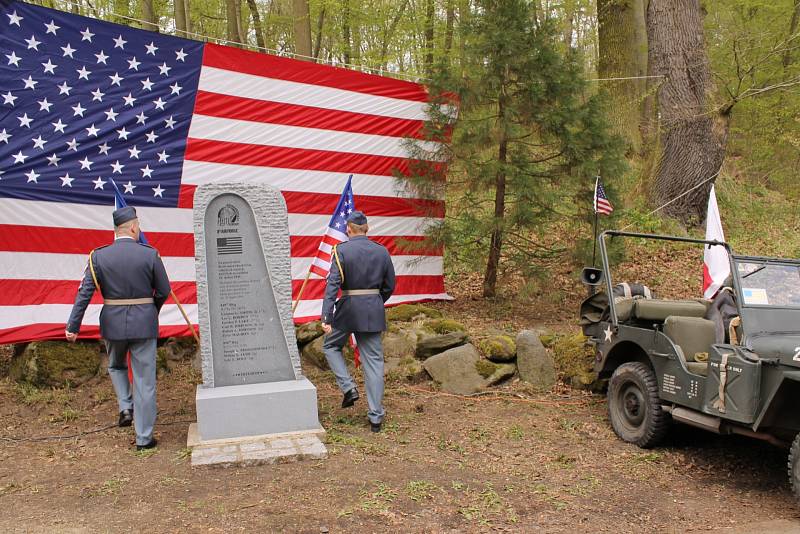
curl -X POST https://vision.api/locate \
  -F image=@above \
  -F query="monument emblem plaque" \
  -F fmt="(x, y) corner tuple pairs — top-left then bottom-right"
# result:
(188, 183), (326, 467)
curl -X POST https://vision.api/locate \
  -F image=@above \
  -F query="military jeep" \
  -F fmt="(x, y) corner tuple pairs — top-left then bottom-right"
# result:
(580, 231), (800, 500)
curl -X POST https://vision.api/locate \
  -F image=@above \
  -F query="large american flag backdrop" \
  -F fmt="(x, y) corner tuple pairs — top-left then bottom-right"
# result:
(0, 0), (449, 344)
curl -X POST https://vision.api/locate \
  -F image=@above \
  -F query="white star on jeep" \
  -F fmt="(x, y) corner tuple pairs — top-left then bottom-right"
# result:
(152, 184), (164, 197)
(604, 325), (614, 342)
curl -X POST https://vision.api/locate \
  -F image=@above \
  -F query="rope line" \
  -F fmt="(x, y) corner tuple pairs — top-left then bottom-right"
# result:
(618, 170), (721, 231)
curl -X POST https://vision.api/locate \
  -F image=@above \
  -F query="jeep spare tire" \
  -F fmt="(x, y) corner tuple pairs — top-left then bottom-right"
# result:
(788, 433), (800, 501)
(608, 362), (669, 448)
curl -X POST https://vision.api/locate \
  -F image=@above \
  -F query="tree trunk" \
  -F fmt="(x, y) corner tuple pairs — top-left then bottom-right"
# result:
(174, 0), (188, 37)
(597, 0), (647, 154)
(238, 0), (250, 46)
(423, 0), (435, 75)
(379, 0), (409, 69)
(141, 0), (158, 32)
(483, 95), (507, 298)
(342, 0), (352, 65)
(444, 0), (455, 57)
(246, 0), (266, 49)
(313, 7), (326, 60)
(226, 0), (242, 46)
(563, 0), (574, 48)
(291, 0), (313, 59)
(647, 0), (729, 224)
(783, 0), (800, 71)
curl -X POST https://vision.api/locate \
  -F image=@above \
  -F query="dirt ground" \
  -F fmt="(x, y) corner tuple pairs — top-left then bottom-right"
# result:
(3, 253), (800, 533)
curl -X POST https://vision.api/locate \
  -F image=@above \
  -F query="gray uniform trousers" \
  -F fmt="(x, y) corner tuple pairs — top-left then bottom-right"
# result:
(323, 328), (385, 424)
(105, 338), (157, 446)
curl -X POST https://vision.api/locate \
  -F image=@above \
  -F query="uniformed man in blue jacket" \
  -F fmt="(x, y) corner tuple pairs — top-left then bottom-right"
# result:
(65, 206), (171, 450)
(321, 211), (396, 432)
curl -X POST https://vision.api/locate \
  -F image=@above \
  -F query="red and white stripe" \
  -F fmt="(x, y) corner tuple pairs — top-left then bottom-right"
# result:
(0, 43), (450, 344)
(309, 227), (348, 279)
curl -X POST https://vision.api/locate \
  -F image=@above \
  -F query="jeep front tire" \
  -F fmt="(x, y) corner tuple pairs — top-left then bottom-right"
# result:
(788, 433), (800, 501)
(608, 362), (669, 448)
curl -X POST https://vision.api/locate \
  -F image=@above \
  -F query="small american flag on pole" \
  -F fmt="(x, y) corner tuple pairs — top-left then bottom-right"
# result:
(309, 175), (355, 278)
(593, 178), (614, 215)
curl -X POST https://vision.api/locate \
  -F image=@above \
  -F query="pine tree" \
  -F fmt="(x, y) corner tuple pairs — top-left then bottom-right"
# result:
(404, 0), (625, 297)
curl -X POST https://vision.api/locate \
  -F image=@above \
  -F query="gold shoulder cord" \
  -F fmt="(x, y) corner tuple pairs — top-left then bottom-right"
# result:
(87, 250), (102, 295)
(333, 245), (345, 285)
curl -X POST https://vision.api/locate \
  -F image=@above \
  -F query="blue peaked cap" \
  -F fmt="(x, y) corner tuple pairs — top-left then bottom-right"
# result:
(113, 206), (137, 226)
(346, 210), (367, 225)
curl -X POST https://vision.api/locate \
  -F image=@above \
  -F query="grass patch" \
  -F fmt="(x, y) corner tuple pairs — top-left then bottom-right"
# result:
(406, 480), (438, 501)
(507, 425), (524, 440)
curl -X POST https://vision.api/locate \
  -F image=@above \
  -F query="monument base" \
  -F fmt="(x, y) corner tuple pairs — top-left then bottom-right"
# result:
(187, 424), (327, 467)
(195, 377), (323, 440)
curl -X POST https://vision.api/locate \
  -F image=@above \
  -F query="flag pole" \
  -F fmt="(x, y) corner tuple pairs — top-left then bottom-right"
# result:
(170, 289), (200, 345)
(591, 176), (600, 266)
(292, 270), (313, 314)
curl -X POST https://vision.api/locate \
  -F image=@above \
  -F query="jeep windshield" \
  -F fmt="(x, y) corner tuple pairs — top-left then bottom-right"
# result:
(735, 258), (800, 308)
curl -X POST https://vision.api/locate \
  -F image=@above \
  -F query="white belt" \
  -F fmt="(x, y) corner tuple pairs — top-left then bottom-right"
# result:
(104, 298), (155, 306)
(340, 289), (380, 296)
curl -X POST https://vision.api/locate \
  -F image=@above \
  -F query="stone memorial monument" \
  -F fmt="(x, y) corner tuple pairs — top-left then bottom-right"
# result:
(187, 182), (326, 466)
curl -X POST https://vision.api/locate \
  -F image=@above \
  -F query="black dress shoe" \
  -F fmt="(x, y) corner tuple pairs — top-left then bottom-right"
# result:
(341, 388), (360, 408)
(118, 409), (133, 427)
(136, 438), (157, 451)
(370, 422), (382, 433)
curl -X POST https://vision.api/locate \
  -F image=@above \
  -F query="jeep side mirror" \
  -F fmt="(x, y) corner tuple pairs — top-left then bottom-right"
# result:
(581, 267), (604, 286)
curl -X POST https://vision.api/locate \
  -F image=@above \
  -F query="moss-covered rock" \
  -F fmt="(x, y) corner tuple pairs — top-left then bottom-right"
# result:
(415, 331), (468, 360)
(422, 318), (466, 335)
(300, 335), (354, 370)
(9, 341), (101, 388)
(474, 358), (498, 378)
(550, 332), (599, 390)
(295, 321), (324, 345)
(385, 356), (425, 383)
(479, 335), (516, 363)
(382, 328), (418, 360)
(386, 304), (442, 323)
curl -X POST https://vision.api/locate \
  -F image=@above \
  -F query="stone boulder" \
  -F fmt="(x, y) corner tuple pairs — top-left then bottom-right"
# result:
(516, 330), (556, 391)
(479, 334), (516, 363)
(422, 318), (466, 335)
(299, 335), (354, 370)
(386, 303), (442, 323)
(295, 321), (324, 345)
(415, 331), (468, 360)
(9, 341), (101, 388)
(382, 327), (418, 360)
(385, 356), (425, 382)
(422, 343), (515, 395)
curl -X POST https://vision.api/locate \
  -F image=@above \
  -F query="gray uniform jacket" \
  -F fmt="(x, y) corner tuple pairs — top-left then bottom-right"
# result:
(321, 235), (395, 333)
(67, 237), (171, 340)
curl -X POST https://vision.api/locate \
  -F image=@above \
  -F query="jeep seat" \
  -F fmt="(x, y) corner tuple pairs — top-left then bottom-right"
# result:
(663, 316), (717, 376)
(634, 299), (708, 322)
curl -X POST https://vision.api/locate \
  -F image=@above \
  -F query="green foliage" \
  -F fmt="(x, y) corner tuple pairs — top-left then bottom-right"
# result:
(422, 318), (466, 334)
(385, 304), (442, 322)
(474, 358), (499, 379)
(404, 0), (626, 288)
